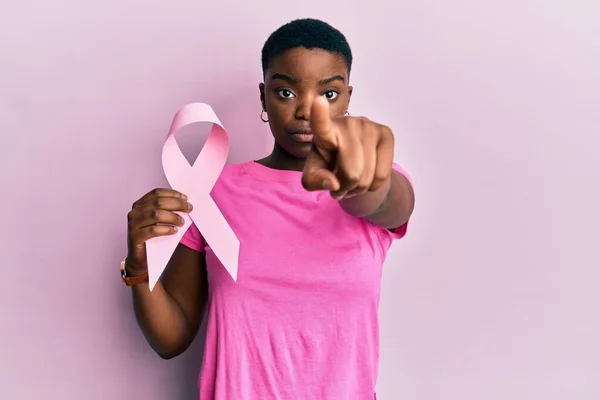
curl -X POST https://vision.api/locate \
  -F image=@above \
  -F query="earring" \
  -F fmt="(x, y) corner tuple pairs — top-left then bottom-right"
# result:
(344, 111), (350, 116)
(260, 109), (269, 123)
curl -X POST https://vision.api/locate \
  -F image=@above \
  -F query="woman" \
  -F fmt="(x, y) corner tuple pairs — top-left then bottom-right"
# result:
(122, 18), (415, 400)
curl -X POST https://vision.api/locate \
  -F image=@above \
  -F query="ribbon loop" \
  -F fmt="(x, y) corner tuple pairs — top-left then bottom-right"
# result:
(145, 103), (240, 290)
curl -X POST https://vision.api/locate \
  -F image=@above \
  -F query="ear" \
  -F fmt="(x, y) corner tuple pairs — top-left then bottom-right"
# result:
(259, 82), (266, 110)
(347, 85), (353, 109)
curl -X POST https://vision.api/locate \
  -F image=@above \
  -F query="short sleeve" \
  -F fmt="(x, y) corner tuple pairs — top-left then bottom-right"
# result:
(385, 162), (413, 240)
(180, 222), (207, 253)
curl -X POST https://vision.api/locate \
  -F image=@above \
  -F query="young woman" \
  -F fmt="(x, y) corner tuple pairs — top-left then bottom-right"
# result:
(122, 18), (415, 400)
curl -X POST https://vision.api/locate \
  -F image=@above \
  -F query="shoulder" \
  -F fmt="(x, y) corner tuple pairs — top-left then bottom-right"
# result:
(214, 160), (254, 185)
(219, 161), (248, 177)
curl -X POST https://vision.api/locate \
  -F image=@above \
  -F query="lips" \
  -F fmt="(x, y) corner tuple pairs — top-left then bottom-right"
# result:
(289, 128), (314, 143)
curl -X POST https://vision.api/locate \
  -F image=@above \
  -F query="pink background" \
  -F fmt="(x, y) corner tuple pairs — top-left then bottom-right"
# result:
(1, 1), (598, 399)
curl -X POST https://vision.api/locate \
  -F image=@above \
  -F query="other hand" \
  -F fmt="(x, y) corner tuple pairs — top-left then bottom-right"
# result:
(126, 188), (192, 270)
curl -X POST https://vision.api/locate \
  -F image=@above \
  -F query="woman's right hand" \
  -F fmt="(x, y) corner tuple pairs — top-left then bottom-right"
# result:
(126, 188), (193, 273)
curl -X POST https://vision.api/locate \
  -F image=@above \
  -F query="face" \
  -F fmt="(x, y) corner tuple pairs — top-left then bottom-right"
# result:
(259, 47), (353, 159)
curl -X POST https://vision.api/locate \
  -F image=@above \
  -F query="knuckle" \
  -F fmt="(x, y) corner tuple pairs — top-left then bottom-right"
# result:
(381, 125), (394, 140)
(350, 118), (363, 129)
(370, 175), (388, 191)
(356, 180), (369, 191)
(150, 209), (160, 220)
(374, 170), (389, 182)
(343, 171), (361, 184)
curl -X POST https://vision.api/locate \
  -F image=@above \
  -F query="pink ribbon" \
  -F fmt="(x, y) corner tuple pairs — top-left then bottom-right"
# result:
(145, 103), (240, 291)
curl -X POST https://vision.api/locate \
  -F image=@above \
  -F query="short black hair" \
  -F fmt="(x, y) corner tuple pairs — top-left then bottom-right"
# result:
(261, 18), (353, 77)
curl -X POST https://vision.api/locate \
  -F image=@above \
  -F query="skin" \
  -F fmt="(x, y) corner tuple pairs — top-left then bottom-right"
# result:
(126, 190), (205, 359)
(259, 47), (414, 227)
(126, 47), (415, 360)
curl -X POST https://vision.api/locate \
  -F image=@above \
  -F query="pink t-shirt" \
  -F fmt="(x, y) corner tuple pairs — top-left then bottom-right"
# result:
(180, 160), (410, 400)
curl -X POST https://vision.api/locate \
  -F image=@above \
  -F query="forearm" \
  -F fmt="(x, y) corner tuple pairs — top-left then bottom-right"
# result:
(339, 169), (414, 229)
(128, 267), (194, 359)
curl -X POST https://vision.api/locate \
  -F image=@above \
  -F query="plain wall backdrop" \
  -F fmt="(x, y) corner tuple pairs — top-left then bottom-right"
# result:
(1, 1), (598, 399)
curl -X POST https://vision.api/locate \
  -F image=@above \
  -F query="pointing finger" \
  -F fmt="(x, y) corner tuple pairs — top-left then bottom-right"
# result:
(310, 97), (337, 147)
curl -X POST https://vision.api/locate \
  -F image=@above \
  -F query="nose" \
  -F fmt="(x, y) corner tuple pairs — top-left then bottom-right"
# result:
(294, 96), (314, 121)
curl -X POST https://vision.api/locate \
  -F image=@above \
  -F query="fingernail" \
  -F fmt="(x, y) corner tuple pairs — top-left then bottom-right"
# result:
(173, 226), (178, 232)
(344, 193), (357, 199)
(181, 194), (188, 200)
(187, 203), (193, 210)
(322, 180), (331, 190)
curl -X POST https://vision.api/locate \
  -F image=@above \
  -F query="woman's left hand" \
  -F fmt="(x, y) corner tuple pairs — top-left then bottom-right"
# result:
(301, 96), (395, 200)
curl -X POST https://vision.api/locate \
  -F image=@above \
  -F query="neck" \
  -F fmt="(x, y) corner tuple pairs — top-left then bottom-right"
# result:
(256, 143), (306, 172)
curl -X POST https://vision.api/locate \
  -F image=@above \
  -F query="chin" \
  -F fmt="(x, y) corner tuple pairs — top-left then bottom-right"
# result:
(286, 144), (311, 159)
(275, 136), (311, 159)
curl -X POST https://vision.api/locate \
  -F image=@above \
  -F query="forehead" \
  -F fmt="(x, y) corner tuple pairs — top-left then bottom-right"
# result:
(266, 47), (348, 81)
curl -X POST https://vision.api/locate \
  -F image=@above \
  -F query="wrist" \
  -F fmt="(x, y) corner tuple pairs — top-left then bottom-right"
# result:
(124, 258), (148, 277)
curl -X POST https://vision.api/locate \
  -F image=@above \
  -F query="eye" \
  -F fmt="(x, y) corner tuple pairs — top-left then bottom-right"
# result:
(276, 89), (295, 99)
(323, 90), (339, 100)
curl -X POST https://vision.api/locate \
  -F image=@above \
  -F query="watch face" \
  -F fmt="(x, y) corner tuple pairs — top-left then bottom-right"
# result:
(120, 259), (128, 280)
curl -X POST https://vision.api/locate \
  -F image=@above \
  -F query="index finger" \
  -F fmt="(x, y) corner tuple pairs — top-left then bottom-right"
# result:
(133, 188), (187, 207)
(310, 97), (337, 146)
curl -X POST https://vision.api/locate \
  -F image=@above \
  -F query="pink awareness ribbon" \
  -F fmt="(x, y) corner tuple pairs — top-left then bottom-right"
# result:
(145, 103), (240, 291)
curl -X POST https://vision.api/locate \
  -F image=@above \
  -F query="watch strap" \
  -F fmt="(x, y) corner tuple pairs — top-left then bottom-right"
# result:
(120, 258), (149, 286)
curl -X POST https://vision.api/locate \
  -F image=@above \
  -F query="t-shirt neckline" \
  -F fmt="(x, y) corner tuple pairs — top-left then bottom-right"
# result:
(242, 160), (303, 183)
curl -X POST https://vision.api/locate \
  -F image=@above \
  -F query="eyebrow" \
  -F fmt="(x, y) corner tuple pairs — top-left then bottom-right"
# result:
(270, 73), (345, 85)
(270, 73), (299, 83)
(318, 75), (345, 85)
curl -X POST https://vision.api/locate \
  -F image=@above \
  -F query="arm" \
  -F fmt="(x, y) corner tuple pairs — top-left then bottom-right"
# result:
(127, 243), (208, 359)
(339, 168), (415, 229)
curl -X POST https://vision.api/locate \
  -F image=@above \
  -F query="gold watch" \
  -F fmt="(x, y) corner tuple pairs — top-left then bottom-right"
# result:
(120, 257), (149, 286)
